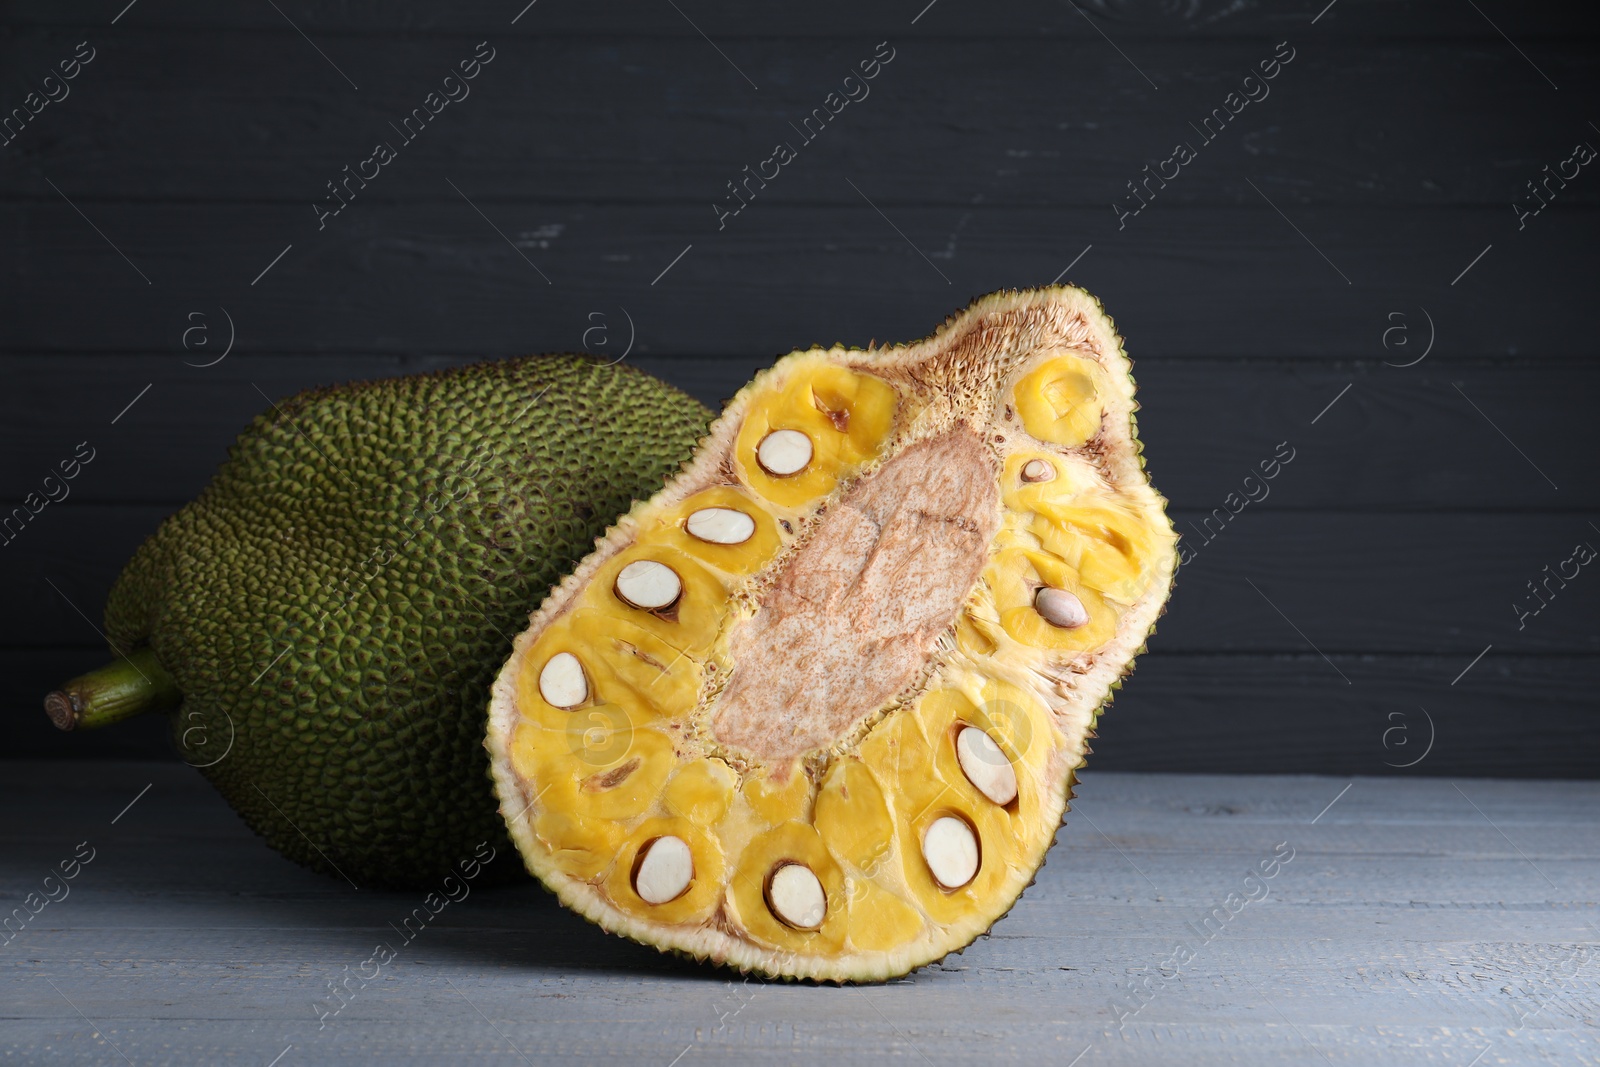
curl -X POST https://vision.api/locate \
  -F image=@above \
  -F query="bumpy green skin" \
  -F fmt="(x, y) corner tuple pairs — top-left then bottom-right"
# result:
(105, 356), (710, 888)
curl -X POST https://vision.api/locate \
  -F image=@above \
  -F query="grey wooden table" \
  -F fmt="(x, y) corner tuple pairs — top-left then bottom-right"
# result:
(3, 761), (1595, 1065)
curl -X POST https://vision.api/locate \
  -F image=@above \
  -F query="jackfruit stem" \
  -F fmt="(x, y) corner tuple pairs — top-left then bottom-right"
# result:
(44, 648), (181, 731)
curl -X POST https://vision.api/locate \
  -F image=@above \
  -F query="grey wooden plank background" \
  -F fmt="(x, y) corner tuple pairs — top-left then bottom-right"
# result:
(7, 205), (1600, 358)
(3, 761), (1596, 1064)
(2, 35), (1597, 206)
(6, 358), (1598, 508)
(2, 0), (1596, 774)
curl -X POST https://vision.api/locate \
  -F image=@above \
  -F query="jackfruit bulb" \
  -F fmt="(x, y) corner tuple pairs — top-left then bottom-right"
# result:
(486, 287), (1177, 979)
(45, 357), (712, 888)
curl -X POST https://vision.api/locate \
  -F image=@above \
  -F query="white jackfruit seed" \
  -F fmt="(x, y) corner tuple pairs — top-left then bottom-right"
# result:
(767, 863), (827, 929)
(633, 835), (695, 904)
(615, 560), (683, 610)
(538, 652), (588, 708)
(757, 429), (813, 476)
(922, 816), (980, 890)
(955, 726), (1018, 807)
(686, 507), (757, 545)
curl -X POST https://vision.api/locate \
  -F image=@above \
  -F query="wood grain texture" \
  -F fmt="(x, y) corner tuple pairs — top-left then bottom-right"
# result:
(3, 0), (1595, 779)
(2, 761), (1595, 1064)
(4, 356), (1594, 509)
(1099, 652), (1600, 778)
(1, 0), (1593, 37)
(3, 32), (1595, 206)
(17, 649), (1599, 776)
(4, 202), (1595, 358)
(7, 504), (1597, 653)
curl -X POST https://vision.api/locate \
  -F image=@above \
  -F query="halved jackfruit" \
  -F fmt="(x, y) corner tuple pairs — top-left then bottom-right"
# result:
(486, 287), (1176, 980)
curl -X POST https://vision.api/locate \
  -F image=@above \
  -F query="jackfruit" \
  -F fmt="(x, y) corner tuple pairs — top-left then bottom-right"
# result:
(45, 357), (711, 888)
(485, 287), (1177, 980)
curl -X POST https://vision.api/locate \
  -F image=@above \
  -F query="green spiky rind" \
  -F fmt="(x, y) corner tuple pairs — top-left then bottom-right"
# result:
(103, 355), (711, 889)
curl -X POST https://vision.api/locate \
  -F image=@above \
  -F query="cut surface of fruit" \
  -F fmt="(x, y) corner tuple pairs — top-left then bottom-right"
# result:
(486, 287), (1177, 980)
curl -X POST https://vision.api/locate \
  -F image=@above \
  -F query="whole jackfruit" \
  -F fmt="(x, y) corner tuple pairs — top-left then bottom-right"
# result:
(46, 357), (711, 888)
(486, 287), (1177, 980)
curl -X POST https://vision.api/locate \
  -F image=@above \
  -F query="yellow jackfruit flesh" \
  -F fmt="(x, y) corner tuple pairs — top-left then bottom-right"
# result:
(486, 287), (1176, 980)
